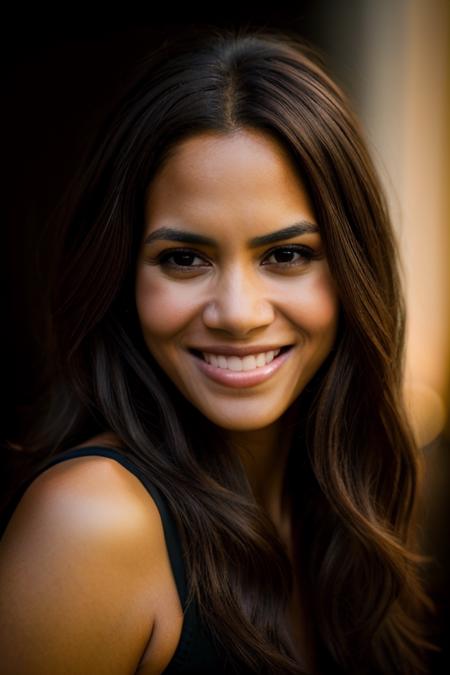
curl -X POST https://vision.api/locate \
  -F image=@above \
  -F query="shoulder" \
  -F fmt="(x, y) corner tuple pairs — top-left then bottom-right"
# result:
(10, 449), (164, 542)
(0, 451), (167, 674)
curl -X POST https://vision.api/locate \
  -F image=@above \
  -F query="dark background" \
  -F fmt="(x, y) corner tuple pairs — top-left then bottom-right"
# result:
(2, 7), (448, 673)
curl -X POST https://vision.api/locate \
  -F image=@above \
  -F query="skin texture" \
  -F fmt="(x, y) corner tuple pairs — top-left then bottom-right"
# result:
(135, 128), (340, 524)
(0, 453), (181, 674)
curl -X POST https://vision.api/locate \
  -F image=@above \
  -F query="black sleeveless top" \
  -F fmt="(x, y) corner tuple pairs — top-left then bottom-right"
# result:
(0, 446), (247, 674)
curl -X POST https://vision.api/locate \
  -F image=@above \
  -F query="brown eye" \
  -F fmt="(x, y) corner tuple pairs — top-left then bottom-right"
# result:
(262, 245), (319, 266)
(150, 244), (321, 274)
(155, 248), (209, 271)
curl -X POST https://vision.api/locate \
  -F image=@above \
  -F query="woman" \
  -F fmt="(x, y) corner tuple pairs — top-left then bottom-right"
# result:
(0, 25), (433, 674)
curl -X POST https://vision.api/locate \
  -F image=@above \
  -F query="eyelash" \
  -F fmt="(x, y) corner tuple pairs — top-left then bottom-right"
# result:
(152, 245), (320, 272)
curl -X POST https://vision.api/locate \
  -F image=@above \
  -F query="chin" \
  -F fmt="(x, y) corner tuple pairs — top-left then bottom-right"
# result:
(195, 405), (287, 432)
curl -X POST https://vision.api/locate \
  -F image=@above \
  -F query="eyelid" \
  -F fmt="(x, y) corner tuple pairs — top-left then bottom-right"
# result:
(263, 243), (318, 257)
(152, 243), (318, 259)
(161, 246), (210, 261)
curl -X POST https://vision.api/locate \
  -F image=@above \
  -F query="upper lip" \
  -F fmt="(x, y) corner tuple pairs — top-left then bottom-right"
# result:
(189, 344), (292, 357)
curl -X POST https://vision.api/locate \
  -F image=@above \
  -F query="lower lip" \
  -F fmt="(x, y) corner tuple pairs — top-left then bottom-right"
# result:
(189, 347), (294, 388)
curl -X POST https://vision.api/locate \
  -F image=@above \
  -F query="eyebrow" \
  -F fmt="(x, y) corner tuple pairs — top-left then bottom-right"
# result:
(143, 221), (319, 248)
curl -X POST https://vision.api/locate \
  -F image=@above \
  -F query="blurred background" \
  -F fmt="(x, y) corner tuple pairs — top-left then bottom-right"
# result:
(2, 0), (449, 671)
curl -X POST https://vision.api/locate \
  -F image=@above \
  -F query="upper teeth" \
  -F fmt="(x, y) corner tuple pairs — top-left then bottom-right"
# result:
(202, 349), (281, 371)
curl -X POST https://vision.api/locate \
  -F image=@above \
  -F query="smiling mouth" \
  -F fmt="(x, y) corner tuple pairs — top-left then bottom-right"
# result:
(188, 345), (293, 362)
(186, 343), (295, 388)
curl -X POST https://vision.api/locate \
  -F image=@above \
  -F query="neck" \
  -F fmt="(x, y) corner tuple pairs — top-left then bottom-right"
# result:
(226, 404), (299, 531)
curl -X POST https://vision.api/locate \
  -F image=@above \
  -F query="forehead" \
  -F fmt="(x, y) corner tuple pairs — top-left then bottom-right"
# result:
(144, 129), (315, 229)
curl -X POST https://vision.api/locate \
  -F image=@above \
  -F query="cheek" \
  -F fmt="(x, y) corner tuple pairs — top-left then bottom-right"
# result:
(136, 272), (193, 337)
(289, 270), (340, 334)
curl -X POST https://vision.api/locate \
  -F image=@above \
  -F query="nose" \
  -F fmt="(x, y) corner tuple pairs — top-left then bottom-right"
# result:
(201, 265), (275, 336)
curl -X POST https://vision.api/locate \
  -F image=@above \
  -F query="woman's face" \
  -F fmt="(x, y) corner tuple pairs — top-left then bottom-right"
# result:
(135, 128), (340, 431)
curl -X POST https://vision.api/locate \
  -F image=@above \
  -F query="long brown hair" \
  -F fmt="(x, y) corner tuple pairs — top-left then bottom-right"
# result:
(6, 25), (434, 674)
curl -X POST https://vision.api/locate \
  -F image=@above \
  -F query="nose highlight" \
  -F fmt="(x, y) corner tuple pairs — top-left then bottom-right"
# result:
(201, 272), (275, 335)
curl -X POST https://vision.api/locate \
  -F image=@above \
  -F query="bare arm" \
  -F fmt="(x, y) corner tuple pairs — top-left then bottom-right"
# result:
(0, 457), (163, 674)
